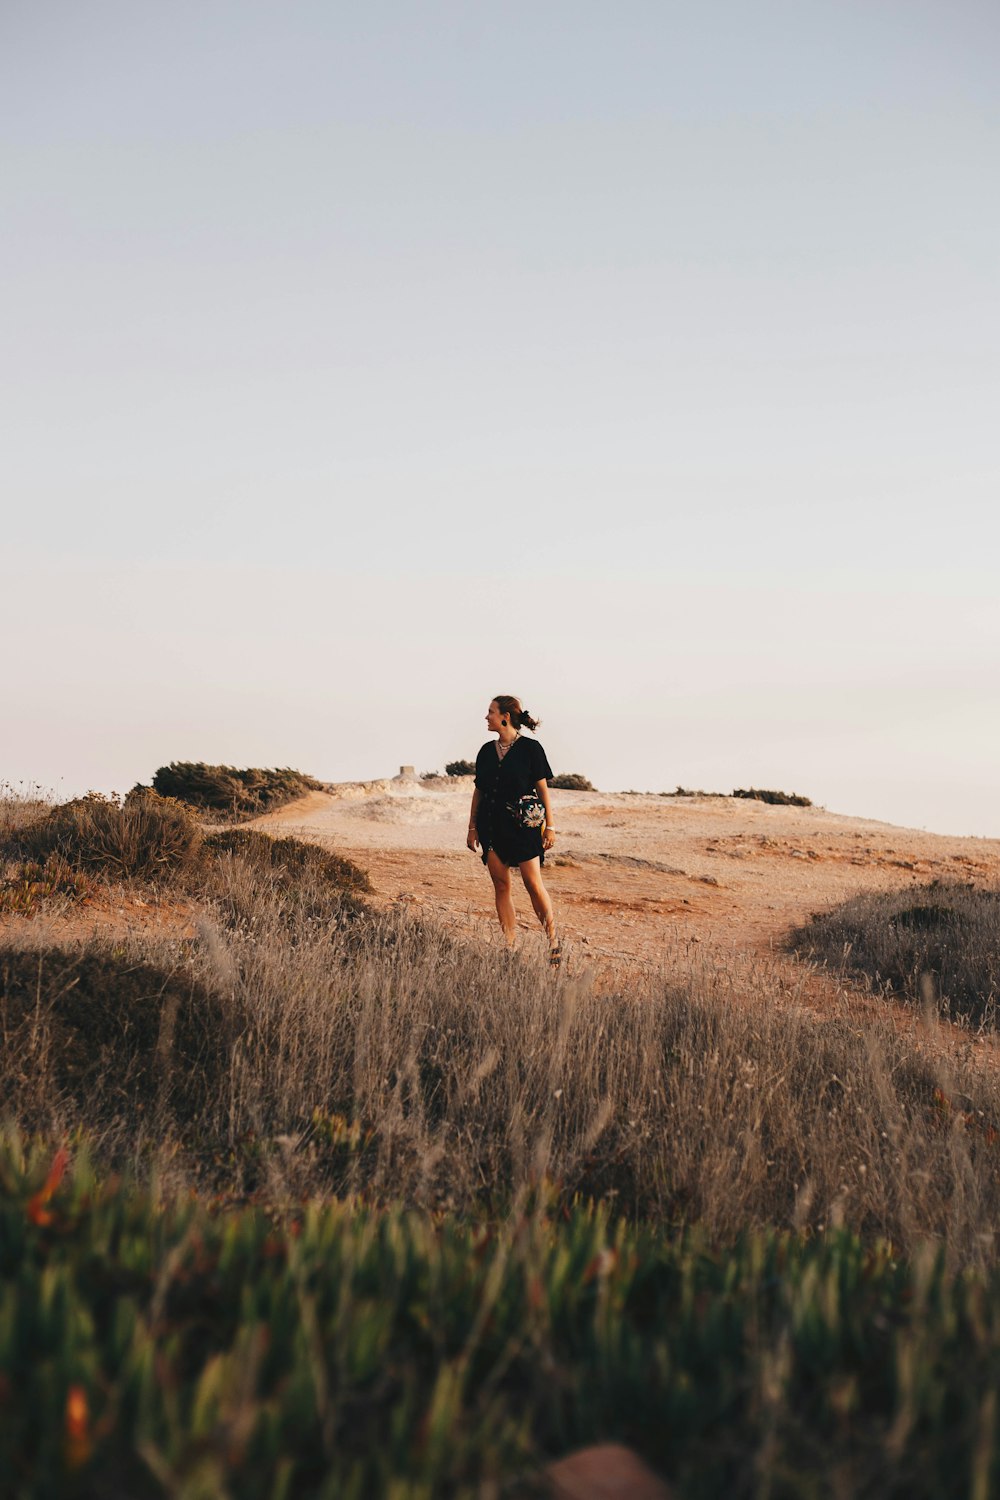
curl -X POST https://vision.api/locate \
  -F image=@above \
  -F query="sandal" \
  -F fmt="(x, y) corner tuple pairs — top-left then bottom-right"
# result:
(548, 939), (563, 970)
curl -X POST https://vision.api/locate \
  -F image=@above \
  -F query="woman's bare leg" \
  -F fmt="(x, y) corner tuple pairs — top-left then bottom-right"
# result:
(487, 850), (517, 944)
(519, 858), (556, 944)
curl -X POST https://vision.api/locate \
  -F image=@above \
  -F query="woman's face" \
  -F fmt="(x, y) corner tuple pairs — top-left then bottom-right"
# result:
(485, 701), (504, 732)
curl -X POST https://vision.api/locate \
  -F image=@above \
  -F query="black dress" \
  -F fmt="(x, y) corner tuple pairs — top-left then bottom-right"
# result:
(474, 735), (554, 868)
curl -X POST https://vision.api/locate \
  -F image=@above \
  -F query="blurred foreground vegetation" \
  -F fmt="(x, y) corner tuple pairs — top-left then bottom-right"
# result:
(6, 1136), (1000, 1499)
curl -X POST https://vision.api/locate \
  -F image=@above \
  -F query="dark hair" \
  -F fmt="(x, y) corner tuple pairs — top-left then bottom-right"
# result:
(494, 695), (540, 732)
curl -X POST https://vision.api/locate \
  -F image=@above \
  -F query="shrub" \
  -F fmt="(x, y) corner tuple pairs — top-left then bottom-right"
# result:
(789, 882), (1000, 1027)
(445, 760), (475, 777)
(0, 947), (226, 1126)
(662, 787), (727, 798)
(732, 787), (812, 807)
(549, 773), (595, 791)
(202, 828), (372, 895)
(149, 762), (323, 818)
(7, 791), (202, 881)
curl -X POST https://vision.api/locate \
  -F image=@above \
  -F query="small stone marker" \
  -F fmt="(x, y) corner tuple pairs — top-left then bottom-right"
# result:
(545, 1444), (672, 1500)
(397, 765), (416, 778)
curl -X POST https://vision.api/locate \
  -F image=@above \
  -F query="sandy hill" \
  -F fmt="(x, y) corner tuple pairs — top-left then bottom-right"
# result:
(250, 775), (1000, 970)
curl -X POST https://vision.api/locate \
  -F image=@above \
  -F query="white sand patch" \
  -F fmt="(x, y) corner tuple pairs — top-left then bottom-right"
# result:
(347, 789), (461, 824)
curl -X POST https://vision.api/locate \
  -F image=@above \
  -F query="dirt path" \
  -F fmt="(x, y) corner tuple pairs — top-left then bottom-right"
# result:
(252, 778), (1000, 961)
(249, 778), (1000, 1069)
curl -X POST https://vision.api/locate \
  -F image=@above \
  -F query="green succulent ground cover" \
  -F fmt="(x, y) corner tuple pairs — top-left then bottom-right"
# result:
(4, 1136), (1000, 1500)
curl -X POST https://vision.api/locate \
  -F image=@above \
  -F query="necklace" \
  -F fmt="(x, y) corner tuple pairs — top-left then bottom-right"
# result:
(497, 733), (519, 758)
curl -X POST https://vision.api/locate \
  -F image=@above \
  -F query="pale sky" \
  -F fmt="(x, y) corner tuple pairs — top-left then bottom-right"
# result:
(3, 2), (998, 836)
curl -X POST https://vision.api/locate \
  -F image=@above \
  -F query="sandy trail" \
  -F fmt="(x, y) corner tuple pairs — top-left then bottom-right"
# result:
(252, 777), (1000, 961)
(250, 777), (1000, 1069)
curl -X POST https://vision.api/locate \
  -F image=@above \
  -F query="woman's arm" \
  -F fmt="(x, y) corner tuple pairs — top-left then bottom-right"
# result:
(536, 778), (556, 850)
(467, 786), (481, 850)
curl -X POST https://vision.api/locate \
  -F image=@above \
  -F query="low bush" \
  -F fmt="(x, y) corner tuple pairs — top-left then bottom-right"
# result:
(4, 791), (202, 881)
(662, 786), (727, 798)
(149, 762), (323, 818)
(0, 949), (226, 1129)
(732, 787), (812, 807)
(790, 882), (1000, 1027)
(0, 779), (369, 927)
(202, 828), (371, 896)
(190, 830), (373, 937)
(445, 760), (475, 776)
(549, 773), (595, 791)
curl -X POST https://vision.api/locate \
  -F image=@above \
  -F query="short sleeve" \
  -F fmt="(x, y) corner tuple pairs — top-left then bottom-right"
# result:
(474, 743), (491, 790)
(531, 740), (554, 782)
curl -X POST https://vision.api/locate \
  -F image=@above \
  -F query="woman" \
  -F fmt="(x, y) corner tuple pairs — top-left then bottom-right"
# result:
(466, 696), (562, 966)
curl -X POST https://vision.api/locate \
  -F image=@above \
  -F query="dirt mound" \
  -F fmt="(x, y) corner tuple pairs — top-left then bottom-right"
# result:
(347, 790), (460, 825)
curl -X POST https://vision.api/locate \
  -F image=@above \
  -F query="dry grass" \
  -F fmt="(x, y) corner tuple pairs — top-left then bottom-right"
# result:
(0, 781), (53, 843)
(0, 785), (98, 916)
(4, 840), (1000, 1263)
(12, 787), (1000, 1494)
(4, 789), (203, 880)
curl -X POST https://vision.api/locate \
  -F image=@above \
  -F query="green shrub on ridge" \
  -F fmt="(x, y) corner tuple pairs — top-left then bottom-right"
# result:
(732, 787), (812, 807)
(549, 773), (595, 791)
(150, 762), (323, 819)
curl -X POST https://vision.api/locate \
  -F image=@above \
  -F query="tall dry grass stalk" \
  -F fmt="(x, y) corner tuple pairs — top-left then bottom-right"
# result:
(4, 845), (1000, 1264)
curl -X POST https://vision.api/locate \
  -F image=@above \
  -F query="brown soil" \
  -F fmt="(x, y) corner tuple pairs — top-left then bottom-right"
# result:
(250, 778), (1000, 1069)
(251, 779), (1000, 966)
(0, 883), (202, 946)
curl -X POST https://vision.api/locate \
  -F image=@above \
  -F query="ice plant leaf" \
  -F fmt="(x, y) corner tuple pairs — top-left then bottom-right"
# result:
(64, 1384), (92, 1468)
(26, 1145), (69, 1226)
